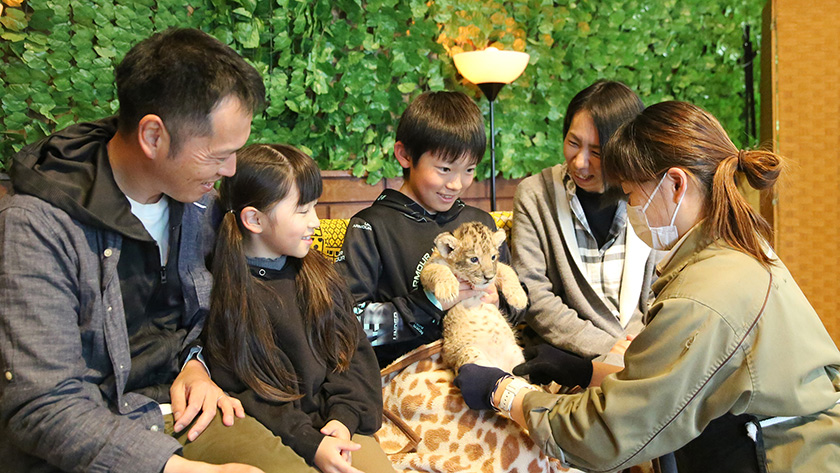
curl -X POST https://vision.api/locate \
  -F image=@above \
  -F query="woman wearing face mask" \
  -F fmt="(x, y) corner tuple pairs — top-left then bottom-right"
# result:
(455, 101), (840, 473)
(510, 81), (658, 388)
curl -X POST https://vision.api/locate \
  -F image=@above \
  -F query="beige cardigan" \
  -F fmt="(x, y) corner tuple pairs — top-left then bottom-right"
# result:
(512, 164), (657, 359)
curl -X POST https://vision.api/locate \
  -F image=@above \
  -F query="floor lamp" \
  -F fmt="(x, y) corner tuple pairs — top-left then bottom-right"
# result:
(453, 47), (529, 211)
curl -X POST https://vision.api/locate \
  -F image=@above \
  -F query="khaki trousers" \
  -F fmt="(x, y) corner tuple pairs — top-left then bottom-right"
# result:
(166, 411), (395, 473)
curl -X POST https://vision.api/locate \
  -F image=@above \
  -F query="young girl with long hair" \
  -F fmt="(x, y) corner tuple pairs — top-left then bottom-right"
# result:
(455, 101), (840, 473)
(203, 144), (394, 473)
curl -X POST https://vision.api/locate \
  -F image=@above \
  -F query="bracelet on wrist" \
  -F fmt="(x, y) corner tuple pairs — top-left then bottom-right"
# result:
(497, 377), (537, 416)
(489, 374), (512, 412)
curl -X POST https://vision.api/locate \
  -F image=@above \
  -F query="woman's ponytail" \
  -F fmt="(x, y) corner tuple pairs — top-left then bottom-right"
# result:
(709, 150), (781, 267)
(737, 149), (783, 191)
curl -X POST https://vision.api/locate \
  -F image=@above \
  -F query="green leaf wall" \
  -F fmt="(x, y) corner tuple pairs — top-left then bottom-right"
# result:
(0, 0), (763, 181)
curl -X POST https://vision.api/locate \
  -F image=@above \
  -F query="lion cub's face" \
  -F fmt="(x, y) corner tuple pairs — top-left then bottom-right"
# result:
(433, 222), (507, 289)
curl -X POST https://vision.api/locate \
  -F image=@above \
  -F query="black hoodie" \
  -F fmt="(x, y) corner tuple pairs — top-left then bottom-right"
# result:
(11, 117), (190, 402)
(335, 189), (514, 367)
(11, 117), (149, 239)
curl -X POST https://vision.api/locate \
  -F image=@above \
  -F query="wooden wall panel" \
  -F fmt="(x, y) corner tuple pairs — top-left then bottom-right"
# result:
(765, 0), (840, 342)
(315, 170), (522, 219)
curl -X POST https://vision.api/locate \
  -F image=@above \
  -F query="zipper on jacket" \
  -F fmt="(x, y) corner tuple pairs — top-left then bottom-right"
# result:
(160, 266), (167, 284)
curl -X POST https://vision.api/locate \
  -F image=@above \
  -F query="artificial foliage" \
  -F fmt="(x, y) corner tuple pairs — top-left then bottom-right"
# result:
(1, 0), (764, 181)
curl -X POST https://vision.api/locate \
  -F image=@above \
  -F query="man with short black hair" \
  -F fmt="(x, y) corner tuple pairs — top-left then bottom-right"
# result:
(0, 28), (315, 473)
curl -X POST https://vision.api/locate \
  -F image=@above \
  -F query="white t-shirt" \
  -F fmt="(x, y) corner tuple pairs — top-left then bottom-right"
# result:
(126, 195), (170, 265)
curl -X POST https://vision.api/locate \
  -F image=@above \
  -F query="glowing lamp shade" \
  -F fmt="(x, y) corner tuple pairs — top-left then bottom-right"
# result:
(452, 47), (529, 211)
(453, 47), (530, 87)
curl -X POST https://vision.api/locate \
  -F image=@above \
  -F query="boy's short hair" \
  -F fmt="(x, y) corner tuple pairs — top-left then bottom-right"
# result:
(396, 91), (486, 177)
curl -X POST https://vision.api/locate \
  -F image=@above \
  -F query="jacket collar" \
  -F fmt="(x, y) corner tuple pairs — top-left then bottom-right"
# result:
(373, 188), (466, 224)
(651, 223), (714, 296)
(10, 117), (151, 241)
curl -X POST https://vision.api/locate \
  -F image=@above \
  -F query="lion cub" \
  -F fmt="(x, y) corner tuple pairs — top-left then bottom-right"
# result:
(420, 222), (528, 373)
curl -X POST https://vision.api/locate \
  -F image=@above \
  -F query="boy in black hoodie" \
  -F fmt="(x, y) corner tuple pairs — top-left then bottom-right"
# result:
(336, 91), (520, 368)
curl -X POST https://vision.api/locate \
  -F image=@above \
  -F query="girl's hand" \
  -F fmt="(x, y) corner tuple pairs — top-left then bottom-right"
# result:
(320, 419), (351, 440)
(314, 436), (362, 473)
(511, 344), (593, 387)
(320, 420), (352, 461)
(453, 364), (509, 410)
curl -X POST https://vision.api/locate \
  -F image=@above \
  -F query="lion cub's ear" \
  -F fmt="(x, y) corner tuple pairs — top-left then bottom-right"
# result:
(492, 229), (506, 249)
(434, 232), (459, 258)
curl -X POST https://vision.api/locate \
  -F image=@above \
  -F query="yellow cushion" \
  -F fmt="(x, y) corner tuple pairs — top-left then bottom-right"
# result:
(312, 218), (349, 263)
(492, 210), (514, 243)
(313, 211), (513, 263)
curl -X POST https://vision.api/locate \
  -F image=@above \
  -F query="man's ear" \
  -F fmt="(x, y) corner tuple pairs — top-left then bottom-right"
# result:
(394, 141), (412, 169)
(434, 233), (458, 258)
(240, 206), (264, 234)
(137, 114), (170, 160)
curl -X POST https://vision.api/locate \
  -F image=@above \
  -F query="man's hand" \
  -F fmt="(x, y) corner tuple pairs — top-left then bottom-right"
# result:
(314, 435), (363, 473)
(320, 420), (352, 462)
(170, 360), (245, 441)
(164, 455), (264, 473)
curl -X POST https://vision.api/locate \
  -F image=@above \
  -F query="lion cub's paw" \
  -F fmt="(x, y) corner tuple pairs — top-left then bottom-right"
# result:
(502, 284), (528, 310)
(433, 276), (460, 304)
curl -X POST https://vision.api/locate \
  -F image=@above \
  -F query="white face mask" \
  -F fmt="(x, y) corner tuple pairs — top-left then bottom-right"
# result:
(627, 174), (684, 250)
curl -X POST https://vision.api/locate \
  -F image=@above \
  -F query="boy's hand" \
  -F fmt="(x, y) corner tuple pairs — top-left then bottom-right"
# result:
(314, 436), (363, 473)
(440, 280), (487, 311)
(479, 283), (499, 306)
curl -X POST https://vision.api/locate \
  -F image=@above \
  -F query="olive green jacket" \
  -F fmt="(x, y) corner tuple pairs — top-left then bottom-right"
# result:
(523, 226), (840, 472)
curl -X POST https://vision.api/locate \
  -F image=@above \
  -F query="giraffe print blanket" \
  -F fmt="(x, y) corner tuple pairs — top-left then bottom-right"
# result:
(375, 341), (570, 473)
